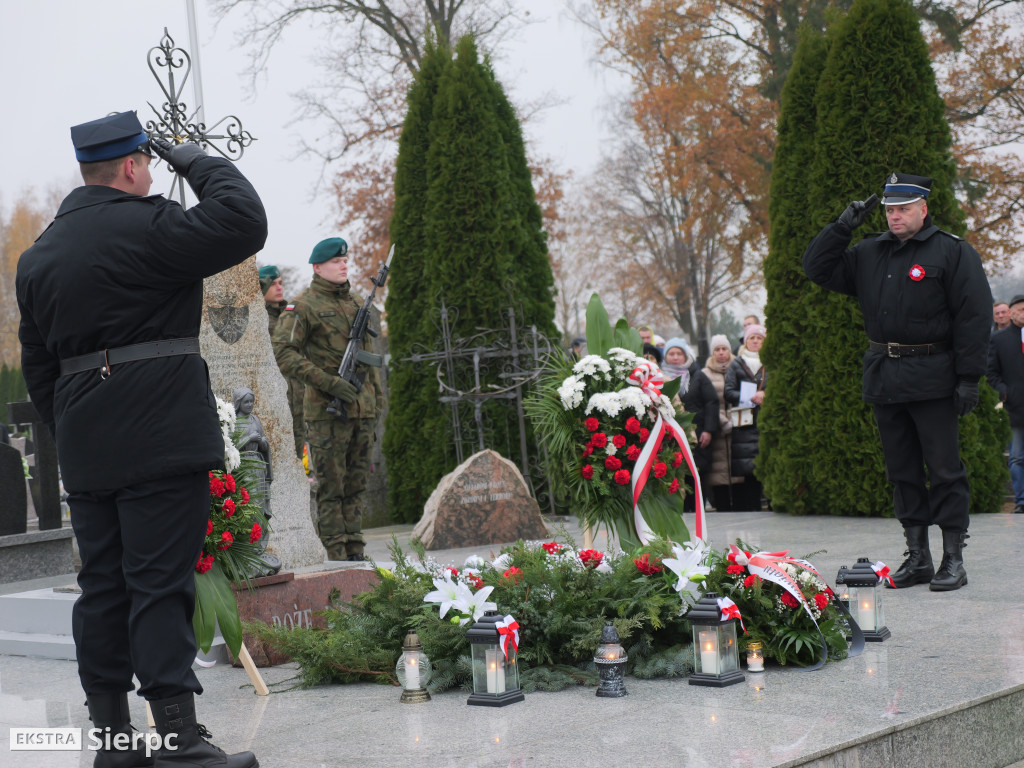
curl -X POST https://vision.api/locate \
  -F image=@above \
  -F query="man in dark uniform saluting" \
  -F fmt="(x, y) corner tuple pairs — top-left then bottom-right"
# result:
(16, 111), (267, 767)
(803, 172), (992, 593)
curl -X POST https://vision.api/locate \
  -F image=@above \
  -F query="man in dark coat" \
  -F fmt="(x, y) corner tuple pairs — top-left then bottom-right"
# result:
(987, 294), (1024, 514)
(16, 111), (266, 767)
(803, 172), (992, 593)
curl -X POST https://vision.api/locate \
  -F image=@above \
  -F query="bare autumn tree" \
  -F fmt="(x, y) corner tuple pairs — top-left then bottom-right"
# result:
(582, 0), (1024, 275)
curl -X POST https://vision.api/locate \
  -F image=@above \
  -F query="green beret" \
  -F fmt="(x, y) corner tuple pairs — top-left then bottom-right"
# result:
(258, 265), (280, 280)
(309, 237), (348, 264)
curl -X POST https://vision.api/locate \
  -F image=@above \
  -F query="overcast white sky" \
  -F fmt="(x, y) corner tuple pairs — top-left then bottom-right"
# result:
(0, 0), (625, 272)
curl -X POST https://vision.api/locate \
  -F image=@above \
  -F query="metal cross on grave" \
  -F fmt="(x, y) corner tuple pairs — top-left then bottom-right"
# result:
(143, 28), (255, 206)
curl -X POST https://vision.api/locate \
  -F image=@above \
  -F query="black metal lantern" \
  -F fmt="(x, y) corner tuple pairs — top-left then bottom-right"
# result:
(466, 611), (524, 707)
(396, 632), (431, 703)
(594, 623), (628, 697)
(686, 592), (743, 687)
(834, 566), (851, 608)
(842, 558), (890, 642)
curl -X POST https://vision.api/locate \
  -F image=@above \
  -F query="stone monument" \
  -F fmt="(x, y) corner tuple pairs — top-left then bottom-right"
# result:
(200, 255), (324, 568)
(413, 449), (549, 550)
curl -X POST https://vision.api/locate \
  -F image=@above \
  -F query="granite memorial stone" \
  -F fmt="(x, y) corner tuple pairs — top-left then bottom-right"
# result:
(413, 449), (549, 550)
(200, 255), (324, 568)
(8, 401), (61, 530)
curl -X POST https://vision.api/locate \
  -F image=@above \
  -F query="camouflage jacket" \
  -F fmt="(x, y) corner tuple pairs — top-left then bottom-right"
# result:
(272, 274), (383, 421)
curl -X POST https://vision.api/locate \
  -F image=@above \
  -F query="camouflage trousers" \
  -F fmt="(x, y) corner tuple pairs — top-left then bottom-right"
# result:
(306, 416), (374, 559)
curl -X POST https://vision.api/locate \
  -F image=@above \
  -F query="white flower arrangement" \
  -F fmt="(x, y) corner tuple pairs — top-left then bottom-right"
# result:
(557, 375), (585, 410)
(572, 354), (612, 380)
(215, 395), (241, 472)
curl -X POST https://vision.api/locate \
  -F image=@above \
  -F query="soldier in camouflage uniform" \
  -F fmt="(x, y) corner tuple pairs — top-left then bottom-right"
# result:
(271, 238), (384, 561)
(260, 264), (306, 459)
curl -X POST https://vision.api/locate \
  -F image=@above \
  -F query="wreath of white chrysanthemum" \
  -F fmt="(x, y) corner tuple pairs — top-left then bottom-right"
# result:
(215, 395), (241, 472)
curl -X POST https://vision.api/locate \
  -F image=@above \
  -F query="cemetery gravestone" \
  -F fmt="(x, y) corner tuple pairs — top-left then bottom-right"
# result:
(413, 449), (549, 550)
(0, 441), (28, 536)
(8, 401), (60, 530)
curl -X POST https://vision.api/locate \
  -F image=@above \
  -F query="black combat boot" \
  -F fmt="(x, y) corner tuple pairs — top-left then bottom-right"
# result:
(929, 529), (968, 592)
(887, 526), (934, 588)
(151, 693), (258, 768)
(86, 692), (153, 767)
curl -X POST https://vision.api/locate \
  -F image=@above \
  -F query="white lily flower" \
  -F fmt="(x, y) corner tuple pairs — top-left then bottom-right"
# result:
(457, 583), (497, 622)
(662, 541), (711, 596)
(423, 573), (461, 618)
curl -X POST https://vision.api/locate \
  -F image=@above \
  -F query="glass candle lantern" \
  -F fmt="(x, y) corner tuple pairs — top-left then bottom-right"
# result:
(834, 566), (851, 608)
(466, 611), (524, 707)
(686, 592), (744, 687)
(844, 558), (890, 642)
(745, 641), (764, 672)
(594, 622), (628, 697)
(396, 632), (432, 703)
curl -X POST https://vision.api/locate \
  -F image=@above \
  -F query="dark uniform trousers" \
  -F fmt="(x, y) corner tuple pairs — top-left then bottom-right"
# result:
(69, 471), (209, 699)
(872, 397), (970, 531)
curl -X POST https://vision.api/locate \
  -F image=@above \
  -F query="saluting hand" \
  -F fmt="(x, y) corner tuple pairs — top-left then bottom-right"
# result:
(149, 136), (208, 175)
(836, 194), (880, 231)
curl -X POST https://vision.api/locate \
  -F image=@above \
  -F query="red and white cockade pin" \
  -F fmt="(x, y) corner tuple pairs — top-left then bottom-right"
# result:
(909, 265), (925, 281)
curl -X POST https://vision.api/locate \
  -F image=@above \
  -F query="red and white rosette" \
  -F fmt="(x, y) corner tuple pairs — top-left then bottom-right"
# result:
(495, 614), (520, 661)
(717, 596), (746, 633)
(872, 561), (895, 588)
(626, 361), (706, 544)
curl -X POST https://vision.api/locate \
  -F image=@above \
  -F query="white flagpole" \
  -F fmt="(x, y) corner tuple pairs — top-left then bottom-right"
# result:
(185, 0), (206, 129)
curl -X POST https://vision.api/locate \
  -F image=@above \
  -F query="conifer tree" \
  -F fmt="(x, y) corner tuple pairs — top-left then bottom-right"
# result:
(384, 36), (557, 523)
(763, 0), (1007, 516)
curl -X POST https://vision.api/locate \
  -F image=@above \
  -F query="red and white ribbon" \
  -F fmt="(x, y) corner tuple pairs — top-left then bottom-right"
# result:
(627, 361), (706, 544)
(872, 561), (895, 588)
(717, 596), (746, 633)
(495, 615), (520, 661)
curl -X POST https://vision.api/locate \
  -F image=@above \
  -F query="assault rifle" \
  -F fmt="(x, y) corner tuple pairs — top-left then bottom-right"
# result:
(326, 244), (395, 417)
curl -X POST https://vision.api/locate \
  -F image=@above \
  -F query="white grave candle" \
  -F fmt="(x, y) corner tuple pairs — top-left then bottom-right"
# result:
(486, 649), (499, 693)
(405, 655), (420, 689)
(699, 630), (719, 675)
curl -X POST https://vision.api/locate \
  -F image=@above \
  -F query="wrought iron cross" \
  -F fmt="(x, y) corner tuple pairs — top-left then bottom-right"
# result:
(144, 28), (255, 205)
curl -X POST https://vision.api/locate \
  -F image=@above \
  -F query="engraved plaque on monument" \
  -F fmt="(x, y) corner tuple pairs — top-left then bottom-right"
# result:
(413, 449), (549, 550)
(200, 255), (324, 568)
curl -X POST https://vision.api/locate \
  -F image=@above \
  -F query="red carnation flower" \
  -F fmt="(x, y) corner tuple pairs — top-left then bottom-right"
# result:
(653, 462), (667, 478)
(582, 445), (594, 459)
(195, 554), (214, 574)
(224, 474), (236, 493)
(541, 542), (563, 555)
(209, 476), (225, 498)
(584, 417), (600, 432)
(612, 434), (627, 449)
(446, 567), (459, 578)
(222, 498), (236, 517)
(469, 574), (486, 589)
(668, 478), (680, 494)
(726, 564), (745, 575)
(218, 531), (234, 550)
(633, 553), (662, 575)
(579, 549), (604, 568)
(672, 451), (683, 468)
(780, 592), (799, 609)
(605, 456), (622, 471)
(581, 464), (594, 480)
(240, 488), (250, 504)
(626, 445), (641, 462)
(625, 417), (641, 434)
(250, 523), (263, 544)
(825, 586), (835, 598)
(614, 469), (631, 485)
(639, 428), (650, 442)
(591, 432), (608, 448)
(206, 519), (213, 536)
(743, 574), (761, 588)
(814, 593), (829, 611)
(503, 566), (524, 584)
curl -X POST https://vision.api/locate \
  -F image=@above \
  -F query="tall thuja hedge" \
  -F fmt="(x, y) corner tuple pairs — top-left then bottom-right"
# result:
(384, 36), (557, 523)
(759, 24), (829, 512)
(773, 0), (1007, 516)
(384, 42), (452, 522)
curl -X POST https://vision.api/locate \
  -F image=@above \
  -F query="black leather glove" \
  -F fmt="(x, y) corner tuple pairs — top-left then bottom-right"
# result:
(330, 378), (359, 404)
(149, 136), (208, 175)
(954, 380), (979, 417)
(836, 194), (879, 231)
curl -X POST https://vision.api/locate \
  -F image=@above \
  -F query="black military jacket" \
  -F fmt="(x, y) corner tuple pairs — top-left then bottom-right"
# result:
(987, 324), (1024, 427)
(802, 218), (992, 404)
(16, 156), (267, 491)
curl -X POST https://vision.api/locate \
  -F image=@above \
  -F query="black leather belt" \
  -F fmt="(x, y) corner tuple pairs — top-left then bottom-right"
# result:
(869, 340), (950, 358)
(60, 337), (201, 377)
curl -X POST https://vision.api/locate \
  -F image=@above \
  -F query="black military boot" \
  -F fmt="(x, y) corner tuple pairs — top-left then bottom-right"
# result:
(930, 529), (968, 592)
(151, 693), (258, 767)
(86, 692), (153, 767)
(887, 526), (934, 588)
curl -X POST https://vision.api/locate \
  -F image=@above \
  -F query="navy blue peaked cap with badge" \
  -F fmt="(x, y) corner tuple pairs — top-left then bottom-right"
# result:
(71, 111), (151, 162)
(881, 172), (932, 205)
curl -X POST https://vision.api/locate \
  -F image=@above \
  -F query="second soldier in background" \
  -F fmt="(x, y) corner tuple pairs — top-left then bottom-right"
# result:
(273, 238), (384, 561)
